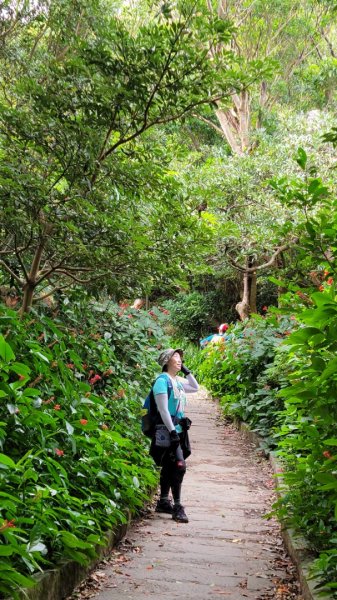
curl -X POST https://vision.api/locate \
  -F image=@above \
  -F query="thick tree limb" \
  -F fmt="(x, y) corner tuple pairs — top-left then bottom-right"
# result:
(227, 239), (298, 273)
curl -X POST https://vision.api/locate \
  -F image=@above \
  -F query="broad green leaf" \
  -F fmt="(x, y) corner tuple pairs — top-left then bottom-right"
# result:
(0, 454), (16, 468)
(0, 336), (15, 362)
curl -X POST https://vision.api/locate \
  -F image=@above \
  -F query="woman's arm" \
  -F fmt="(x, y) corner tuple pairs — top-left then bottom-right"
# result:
(181, 373), (199, 393)
(153, 392), (175, 431)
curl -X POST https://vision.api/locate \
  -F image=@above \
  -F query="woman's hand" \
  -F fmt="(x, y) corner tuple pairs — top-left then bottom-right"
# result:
(170, 429), (180, 449)
(180, 364), (191, 375)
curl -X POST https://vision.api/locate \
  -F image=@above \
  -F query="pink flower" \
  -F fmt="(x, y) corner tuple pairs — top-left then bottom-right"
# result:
(80, 419), (88, 425)
(55, 448), (64, 457)
(262, 306), (268, 312)
(88, 374), (102, 385)
(54, 404), (61, 411)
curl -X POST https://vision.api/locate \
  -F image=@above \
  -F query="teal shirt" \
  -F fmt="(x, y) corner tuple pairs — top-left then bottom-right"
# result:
(153, 373), (185, 433)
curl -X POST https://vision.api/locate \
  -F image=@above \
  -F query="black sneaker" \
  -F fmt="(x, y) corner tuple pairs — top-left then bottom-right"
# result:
(172, 504), (189, 523)
(155, 499), (174, 514)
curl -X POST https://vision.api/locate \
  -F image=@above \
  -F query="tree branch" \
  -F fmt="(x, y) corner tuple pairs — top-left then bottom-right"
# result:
(0, 260), (23, 284)
(227, 239), (298, 273)
(192, 112), (227, 137)
(14, 235), (29, 281)
(54, 270), (109, 284)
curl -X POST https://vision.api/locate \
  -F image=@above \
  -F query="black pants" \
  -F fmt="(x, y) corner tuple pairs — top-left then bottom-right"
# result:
(159, 444), (186, 502)
(150, 434), (189, 504)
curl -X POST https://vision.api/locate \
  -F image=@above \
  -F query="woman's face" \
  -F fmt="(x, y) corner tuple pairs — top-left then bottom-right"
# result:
(167, 352), (182, 373)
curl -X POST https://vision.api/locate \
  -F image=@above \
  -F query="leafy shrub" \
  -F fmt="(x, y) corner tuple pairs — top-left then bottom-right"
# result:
(163, 291), (214, 342)
(197, 314), (296, 443)
(0, 295), (169, 599)
(271, 289), (337, 596)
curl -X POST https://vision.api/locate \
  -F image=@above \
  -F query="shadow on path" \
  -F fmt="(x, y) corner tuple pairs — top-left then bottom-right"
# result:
(68, 388), (302, 600)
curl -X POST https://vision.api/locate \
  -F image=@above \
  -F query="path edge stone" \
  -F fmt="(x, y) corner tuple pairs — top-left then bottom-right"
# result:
(236, 419), (328, 600)
(17, 512), (133, 600)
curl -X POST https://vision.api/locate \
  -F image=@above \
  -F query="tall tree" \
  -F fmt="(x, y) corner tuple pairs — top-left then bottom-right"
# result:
(195, 0), (334, 154)
(0, 0), (234, 311)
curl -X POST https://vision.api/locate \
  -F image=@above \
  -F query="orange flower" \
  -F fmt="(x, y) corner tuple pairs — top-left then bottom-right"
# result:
(103, 369), (113, 377)
(54, 404), (61, 410)
(327, 277), (334, 285)
(80, 419), (88, 425)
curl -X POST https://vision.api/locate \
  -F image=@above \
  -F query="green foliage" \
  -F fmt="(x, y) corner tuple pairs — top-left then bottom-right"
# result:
(270, 288), (337, 596)
(0, 294), (168, 598)
(163, 292), (214, 342)
(0, 0), (233, 311)
(197, 313), (296, 443)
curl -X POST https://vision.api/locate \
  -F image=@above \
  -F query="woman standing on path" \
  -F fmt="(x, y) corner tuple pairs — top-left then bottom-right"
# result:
(150, 348), (198, 524)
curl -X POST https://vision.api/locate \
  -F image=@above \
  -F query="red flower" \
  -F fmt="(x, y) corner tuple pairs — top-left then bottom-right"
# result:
(88, 374), (102, 385)
(327, 277), (334, 285)
(54, 404), (61, 410)
(324, 270), (330, 276)
(319, 285), (324, 291)
(80, 419), (88, 425)
(262, 306), (268, 311)
(0, 519), (16, 531)
(66, 363), (74, 369)
(323, 450), (332, 459)
(119, 302), (129, 309)
(127, 314), (133, 319)
(55, 448), (64, 457)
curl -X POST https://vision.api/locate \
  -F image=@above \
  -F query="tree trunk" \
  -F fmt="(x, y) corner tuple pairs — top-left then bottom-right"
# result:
(21, 282), (36, 314)
(235, 268), (251, 320)
(214, 107), (244, 155)
(249, 270), (257, 313)
(20, 222), (53, 313)
(214, 89), (251, 155)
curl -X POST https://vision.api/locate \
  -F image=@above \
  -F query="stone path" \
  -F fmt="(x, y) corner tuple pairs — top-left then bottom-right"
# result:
(72, 389), (302, 600)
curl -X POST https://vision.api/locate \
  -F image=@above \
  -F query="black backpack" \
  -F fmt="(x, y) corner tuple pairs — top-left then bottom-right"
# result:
(141, 374), (173, 438)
